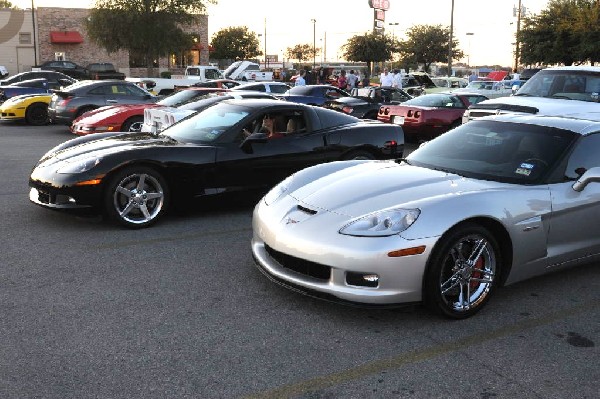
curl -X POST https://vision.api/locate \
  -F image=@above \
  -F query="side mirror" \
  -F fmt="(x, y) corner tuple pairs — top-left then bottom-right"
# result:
(572, 167), (600, 192)
(511, 84), (520, 95)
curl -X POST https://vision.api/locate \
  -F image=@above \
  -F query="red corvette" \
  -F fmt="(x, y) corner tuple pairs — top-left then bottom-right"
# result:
(70, 87), (229, 135)
(377, 92), (489, 142)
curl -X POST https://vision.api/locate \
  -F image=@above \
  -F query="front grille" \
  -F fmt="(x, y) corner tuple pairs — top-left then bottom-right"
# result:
(265, 244), (331, 280)
(38, 190), (51, 204)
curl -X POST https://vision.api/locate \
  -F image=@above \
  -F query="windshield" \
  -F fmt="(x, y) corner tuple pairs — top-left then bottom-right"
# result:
(402, 94), (464, 108)
(516, 69), (600, 102)
(157, 90), (211, 107)
(287, 86), (313, 95)
(161, 102), (249, 143)
(406, 120), (577, 184)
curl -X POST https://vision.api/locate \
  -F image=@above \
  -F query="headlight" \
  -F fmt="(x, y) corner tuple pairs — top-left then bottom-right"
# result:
(339, 208), (420, 237)
(56, 157), (102, 174)
(264, 174), (294, 206)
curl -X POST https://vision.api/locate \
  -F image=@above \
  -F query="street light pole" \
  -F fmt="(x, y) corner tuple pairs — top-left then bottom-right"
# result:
(514, 0), (522, 72)
(31, 0), (37, 66)
(466, 32), (474, 67)
(311, 19), (316, 69)
(448, 0), (455, 76)
(388, 22), (399, 70)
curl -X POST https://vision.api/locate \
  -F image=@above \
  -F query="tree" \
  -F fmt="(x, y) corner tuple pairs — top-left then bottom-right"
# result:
(85, 0), (215, 68)
(398, 25), (464, 73)
(0, 0), (16, 8)
(285, 44), (319, 64)
(210, 27), (261, 61)
(341, 32), (397, 76)
(519, 0), (600, 66)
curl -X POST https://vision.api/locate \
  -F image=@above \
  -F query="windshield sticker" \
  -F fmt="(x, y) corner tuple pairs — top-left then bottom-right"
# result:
(520, 162), (534, 169)
(516, 167), (532, 176)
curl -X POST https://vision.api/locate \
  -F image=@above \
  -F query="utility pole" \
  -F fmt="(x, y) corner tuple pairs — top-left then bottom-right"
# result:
(514, 0), (523, 72)
(311, 19), (316, 69)
(447, 0), (455, 76)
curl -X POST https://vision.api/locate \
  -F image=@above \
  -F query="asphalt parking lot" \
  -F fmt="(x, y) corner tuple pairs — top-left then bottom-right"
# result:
(0, 122), (598, 399)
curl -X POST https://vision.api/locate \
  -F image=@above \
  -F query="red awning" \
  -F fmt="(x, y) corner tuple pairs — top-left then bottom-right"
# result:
(50, 31), (84, 44)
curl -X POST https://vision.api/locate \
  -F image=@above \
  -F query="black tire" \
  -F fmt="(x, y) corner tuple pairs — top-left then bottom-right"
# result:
(423, 223), (500, 319)
(76, 106), (95, 119)
(122, 116), (144, 132)
(104, 166), (169, 228)
(342, 150), (376, 160)
(25, 103), (49, 125)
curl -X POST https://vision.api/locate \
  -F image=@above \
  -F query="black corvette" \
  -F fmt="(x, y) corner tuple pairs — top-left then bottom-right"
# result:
(29, 99), (403, 228)
(324, 86), (412, 119)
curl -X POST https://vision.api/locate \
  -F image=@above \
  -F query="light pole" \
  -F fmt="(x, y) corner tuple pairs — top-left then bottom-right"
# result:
(448, 0), (455, 76)
(514, 0), (523, 72)
(31, 0), (37, 66)
(388, 22), (399, 69)
(466, 32), (474, 67)
(257, 33), (263, 67)
(311, 19), (316, 69)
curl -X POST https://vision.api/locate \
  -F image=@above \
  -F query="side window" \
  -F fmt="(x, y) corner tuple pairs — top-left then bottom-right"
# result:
(565, 133), (600, 180)
(88, 86), (108, 95)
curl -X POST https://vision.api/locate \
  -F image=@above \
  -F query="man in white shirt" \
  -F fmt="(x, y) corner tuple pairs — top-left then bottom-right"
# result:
(346, 70), (359, 89)
(295, 70), (306, 86)
(380, 68), (394, 86)
(392, 69), (403, 89)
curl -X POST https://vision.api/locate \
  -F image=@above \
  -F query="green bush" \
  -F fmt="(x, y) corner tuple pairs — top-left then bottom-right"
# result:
(160, 71), (172, 78)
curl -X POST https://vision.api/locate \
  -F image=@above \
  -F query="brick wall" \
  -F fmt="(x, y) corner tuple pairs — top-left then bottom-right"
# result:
(35, 7), (209, 78)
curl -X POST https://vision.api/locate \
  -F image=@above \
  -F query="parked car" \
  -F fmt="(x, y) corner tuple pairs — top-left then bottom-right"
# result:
(0, 78), (61, 103)
(324, 86), (412, 119)
(463, 66), (600, 122)
(452, 80), (514, 99)
(232, 81), (291, 94)
(48, 80), (157, 125)
(29, 99), (403, 228)
(70, 87), (229, 135)
(141, 91), (279, 133)
(377, 92), (488, 142)
(38, 60), (88, 80)
(431, 76), (469, 90)
(191, 79), (241, 89)
(0, 93), (52, 125)
(279, 84), (349, 105)
(252, 113), (600, 319)
(85, 63), (126, 80)
(0, 70), (76, 88)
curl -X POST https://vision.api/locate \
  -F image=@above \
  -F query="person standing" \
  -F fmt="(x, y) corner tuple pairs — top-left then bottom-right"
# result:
(337, 69), (348, 90)
(392, 69), (403, 89)
(346, 70), (358, 90)
(295, 70), (306, 86)
(380, 68), (394, 86)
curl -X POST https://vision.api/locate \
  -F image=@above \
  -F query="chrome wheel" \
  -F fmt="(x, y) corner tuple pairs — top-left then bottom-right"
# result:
(105, 167), (168, 228)
(424, 224), (500, 319)
(439, 234), (496, 313)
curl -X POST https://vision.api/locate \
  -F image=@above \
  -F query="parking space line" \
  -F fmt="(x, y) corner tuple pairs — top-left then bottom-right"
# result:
(244, 300), (598, 399)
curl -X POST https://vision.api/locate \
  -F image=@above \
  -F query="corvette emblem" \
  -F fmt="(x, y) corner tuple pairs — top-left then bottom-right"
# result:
(285, 217), (299, 225)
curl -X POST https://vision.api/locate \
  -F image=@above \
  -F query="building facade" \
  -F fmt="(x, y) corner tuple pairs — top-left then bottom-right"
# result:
(0, 6), (209, 77)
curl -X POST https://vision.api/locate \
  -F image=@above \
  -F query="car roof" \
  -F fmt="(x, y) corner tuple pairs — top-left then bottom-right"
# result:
(481, 113), (600, 135)
(543, 66), (600, 72)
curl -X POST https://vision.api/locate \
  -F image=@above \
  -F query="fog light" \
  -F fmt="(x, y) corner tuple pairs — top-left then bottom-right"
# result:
(346, 272), (379, 288)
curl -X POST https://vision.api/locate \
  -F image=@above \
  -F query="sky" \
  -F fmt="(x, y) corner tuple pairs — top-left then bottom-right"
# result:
(13, 0), (551, 67)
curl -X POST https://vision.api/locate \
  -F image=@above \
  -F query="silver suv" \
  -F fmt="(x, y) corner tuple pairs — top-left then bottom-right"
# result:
(463, 66), (600, 122)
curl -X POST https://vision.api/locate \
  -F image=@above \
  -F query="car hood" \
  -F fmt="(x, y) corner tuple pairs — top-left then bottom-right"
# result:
(1, 93), (51, 104)
(75, 103), (160, 124)
(37, 133), (180, 167)
(291, 161), (502, 217)
(472, 96), (600, 116)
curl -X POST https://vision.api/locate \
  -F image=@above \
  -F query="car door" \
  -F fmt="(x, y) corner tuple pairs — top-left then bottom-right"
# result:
(212, 110), (325, 191)
(546, 132), (600, 268)
(104, 83), (151, 105)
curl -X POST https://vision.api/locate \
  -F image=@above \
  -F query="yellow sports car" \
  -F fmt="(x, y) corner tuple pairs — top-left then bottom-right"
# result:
(0, 93), (51, 125)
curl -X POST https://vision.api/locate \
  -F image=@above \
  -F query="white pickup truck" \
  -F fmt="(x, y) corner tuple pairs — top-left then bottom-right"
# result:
(127, 65), (224, 96)
(463, 66), (600, 123)
(223, 61), (274, 82)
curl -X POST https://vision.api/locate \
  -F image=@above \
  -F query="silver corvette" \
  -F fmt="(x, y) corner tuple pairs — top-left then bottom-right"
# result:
(252, 114), (600, 318)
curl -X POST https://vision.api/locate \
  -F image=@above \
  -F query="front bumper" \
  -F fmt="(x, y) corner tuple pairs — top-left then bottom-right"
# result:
(251, 196), (439, 305)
